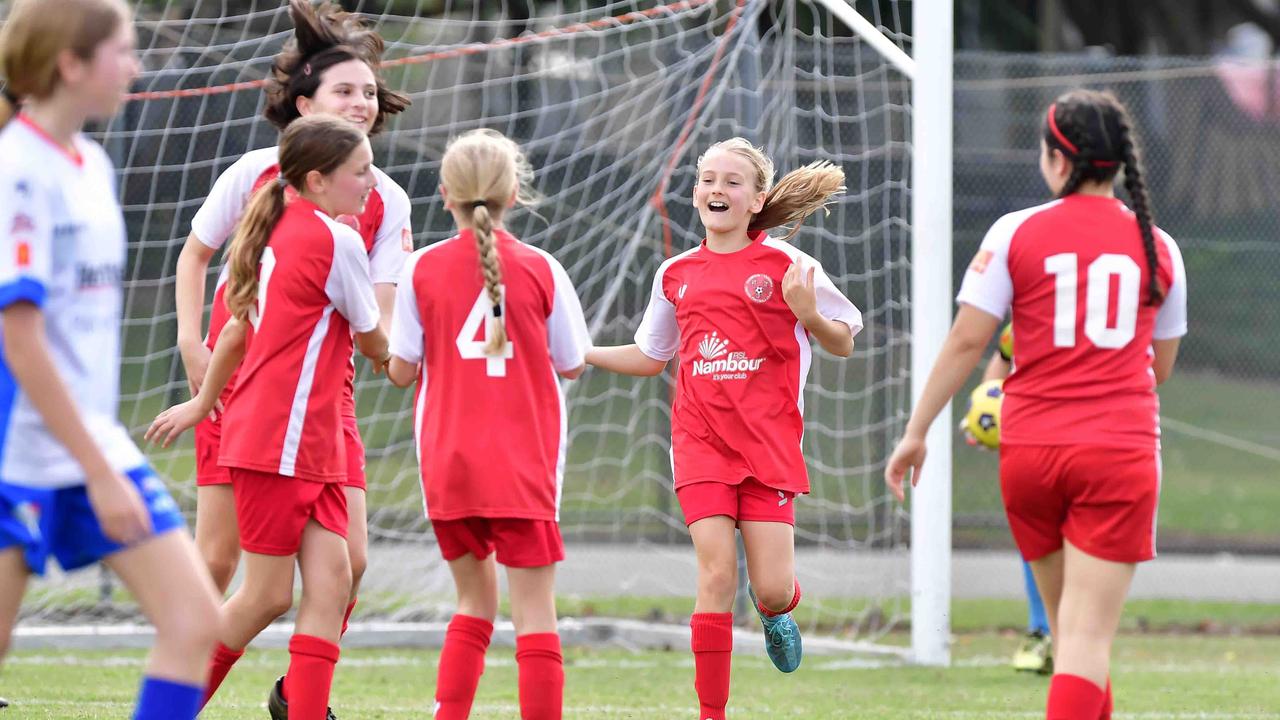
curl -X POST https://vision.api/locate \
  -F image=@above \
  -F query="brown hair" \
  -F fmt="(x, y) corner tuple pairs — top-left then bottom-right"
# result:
(1044, 89), (1163, 305)
(225, 114), (367, 321)
(696, 137), (846, 241)
(0, 0), (130, 127)
(439, 129), (539, 355)
(262, 0), (409, 135)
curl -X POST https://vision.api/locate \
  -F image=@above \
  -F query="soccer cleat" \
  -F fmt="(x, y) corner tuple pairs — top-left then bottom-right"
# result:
(0, 696), (8, 709)
(748, 584), (803, 673)
(268, 676), (338, 720)
(1011, 631), (1053, 675)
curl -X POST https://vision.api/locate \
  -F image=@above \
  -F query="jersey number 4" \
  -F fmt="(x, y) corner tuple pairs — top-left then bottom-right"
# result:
(1044, 253), (1139, 349)
(456, 288), (514, 377)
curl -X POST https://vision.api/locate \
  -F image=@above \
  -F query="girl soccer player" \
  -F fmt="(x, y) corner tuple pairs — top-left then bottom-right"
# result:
(172, 1), (409, 713)
(384, 129), (591, 720)
(887, 89), (1187, 720)
(175, 0), (409, 605)
(0, 1), (221, 717)
(586, 138), (862, 720)
(149, 114), (391, 720)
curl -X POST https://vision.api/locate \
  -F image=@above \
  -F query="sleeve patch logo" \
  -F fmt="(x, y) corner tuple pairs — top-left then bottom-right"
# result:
(969, 249), (993, 274)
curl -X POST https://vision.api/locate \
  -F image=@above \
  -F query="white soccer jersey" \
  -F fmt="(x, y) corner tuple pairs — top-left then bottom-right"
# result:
(190, 145), (412, 284)
(0, 116), (145, 489)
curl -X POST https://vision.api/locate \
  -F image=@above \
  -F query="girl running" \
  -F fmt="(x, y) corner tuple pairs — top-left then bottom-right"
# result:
(384, 129), (591, 720)
(0, 1), (221, 718)
(887, 89), (1187, 720)
(587, 138), (862, 720)
(149, 113), (391, 720)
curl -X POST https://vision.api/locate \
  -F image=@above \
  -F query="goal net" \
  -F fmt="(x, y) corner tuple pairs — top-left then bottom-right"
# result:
(14, 0), (916, 659)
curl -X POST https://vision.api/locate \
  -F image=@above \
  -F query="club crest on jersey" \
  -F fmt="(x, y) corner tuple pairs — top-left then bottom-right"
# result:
(969, 249), (993, 274)
(744, 273), (774, 303)
(10, 213), (34, 235)
(692, 331), (764, 380)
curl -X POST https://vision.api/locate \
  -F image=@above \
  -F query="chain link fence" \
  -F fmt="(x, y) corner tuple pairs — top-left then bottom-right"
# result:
(953, 51), (1280, 552)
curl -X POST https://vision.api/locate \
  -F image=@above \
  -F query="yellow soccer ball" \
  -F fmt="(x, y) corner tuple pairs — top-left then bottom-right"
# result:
(998, 323), (1014, 361)
(963, 379), (1004, 450)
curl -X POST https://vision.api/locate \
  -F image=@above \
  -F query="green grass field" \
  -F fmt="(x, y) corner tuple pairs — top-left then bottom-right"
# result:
(4, 632), (1279, 718)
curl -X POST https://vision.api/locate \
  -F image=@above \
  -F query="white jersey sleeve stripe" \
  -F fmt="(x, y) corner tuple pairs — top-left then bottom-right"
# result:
(1153, 229), (1188, 340)
(190, 147), (278, 250)
(279, 306), (335, 477)
(635, 251), (693, 361)
(529, 246), (591, 372)
(761, 238), (864, 334)
(369, 169), (413, 284)
(320, 213), (380, 334)
(955, 203), (1057, 319)
(389, 249), (428, 364)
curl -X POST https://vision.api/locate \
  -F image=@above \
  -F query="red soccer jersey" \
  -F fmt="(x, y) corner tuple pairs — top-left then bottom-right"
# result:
(388, 229), (591, 521)
(634, 231), (863, 494)
(218, 198), (381, 482)
(190, 146), (411, 414)
(957, 194), (1188, 448)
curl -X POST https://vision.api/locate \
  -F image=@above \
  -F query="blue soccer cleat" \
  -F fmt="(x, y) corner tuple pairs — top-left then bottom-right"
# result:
(748, 584), (802, 673)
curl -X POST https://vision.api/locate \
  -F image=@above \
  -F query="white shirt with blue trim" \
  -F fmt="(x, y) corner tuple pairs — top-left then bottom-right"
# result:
(0, 117), (144, 489)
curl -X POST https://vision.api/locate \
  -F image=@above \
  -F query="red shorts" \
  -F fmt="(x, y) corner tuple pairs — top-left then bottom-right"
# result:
(432, 517), (564, 568)
(197, 413), (366, 491)
(676, 477), (797, 526)
(1001, 444), (1160, 564)
(194, 416), (229, 487)
(230, 468), (348, 556)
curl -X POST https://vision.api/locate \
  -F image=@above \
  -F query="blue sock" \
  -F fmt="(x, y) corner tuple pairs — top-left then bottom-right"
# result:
(133, 676), (203, 720)
(1023, 560), (1050, 635)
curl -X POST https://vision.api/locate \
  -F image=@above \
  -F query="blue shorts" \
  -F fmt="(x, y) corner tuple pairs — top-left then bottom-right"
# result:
(0, 466), (186, 575)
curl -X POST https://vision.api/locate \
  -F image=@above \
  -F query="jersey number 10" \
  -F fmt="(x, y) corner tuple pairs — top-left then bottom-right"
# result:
(1044, 253), (1140, 349)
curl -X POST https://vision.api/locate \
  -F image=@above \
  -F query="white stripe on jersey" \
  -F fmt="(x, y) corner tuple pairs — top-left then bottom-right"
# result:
(280, 306), (335, 477)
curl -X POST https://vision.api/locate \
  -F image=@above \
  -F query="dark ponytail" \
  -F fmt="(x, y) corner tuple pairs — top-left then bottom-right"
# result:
(1044, 90), (1163, 305)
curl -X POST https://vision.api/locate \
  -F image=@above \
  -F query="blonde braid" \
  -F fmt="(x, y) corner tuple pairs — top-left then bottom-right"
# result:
(471, 201), (506, 354)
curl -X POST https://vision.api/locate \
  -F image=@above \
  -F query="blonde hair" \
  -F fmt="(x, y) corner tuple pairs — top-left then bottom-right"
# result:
(439, 129), (538, 355)
(225, 115), (366, 321)
(696, 137), (846, 241)
(0, 0), (131, 127)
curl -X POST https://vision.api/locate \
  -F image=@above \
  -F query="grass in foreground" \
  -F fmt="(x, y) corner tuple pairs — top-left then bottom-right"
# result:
(3, 633), (1279, 719)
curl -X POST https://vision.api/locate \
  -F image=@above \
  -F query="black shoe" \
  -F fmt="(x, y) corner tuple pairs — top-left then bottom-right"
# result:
(268, 676), (337, 720)
(0, 697), (8, 709)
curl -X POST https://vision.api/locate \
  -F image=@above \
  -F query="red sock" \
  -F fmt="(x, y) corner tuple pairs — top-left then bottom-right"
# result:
(340, 598), (358, 638)
(1046, 673), (1105, 720)
(1098, 678), (1112, 720)
(516, 633), (564, 720)
(691, 613), (733, 720)
(757, 578), (802, 618)
(284, 634), (340, 720)
(200, 642), (243, 709)
(433, 614), (494, 720)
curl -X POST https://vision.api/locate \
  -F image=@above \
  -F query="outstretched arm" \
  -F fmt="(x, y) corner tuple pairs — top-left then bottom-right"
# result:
(146, 317), (248, 447)
(586, 344), (668, 377)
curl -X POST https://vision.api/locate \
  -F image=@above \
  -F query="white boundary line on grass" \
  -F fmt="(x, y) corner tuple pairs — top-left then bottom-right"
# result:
(1162, 416), (1280, 462)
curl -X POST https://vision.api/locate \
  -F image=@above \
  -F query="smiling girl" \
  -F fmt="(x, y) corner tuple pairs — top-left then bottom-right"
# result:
(587, 138), (862, 719)
(170, 1), (410, 714)
(149, 114), (391, 720)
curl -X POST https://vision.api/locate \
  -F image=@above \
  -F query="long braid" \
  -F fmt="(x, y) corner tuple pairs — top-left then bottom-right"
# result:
(472, 203), (506, 354)
(1115, 113), (1163, 305)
